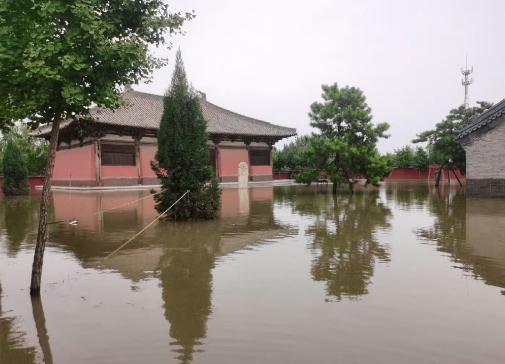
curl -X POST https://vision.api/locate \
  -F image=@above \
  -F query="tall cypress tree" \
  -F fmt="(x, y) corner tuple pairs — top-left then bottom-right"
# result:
(3, 139), (29, 196)
(153, 50), (221, 219)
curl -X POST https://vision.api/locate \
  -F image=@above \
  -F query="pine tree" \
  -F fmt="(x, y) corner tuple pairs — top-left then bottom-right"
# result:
(152, 50), (221, 219)
(3, 139), (29, 196)
(296, 83), (391, 193)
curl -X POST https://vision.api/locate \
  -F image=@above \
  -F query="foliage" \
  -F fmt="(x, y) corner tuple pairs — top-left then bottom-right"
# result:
(0, 0), (192, 294)
(0, 0), (193, 129)
(295, 84), (392, 192)
(273, 135), (312, 171)
(2, 139), (29, 195)
(152, 51), (221, 219)
(413, 102), (493, 173)
(0, 124), (48, 175)
(412, 147), (430, 171)
(390, 145), (430, 171)
(392, 146), (415, 169)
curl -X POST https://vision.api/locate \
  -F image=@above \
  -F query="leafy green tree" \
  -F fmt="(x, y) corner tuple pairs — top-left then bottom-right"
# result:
(0, 0), (192, 295)
(412, 147), (430, 171)
(0, 124), (48, 176)
(152, 51), (221, 219)
(390, 145), (430, 171)
(296, 84), (391, 192)
(273, 135), (312, 171)
(392, 145), (414, 169)
(413, 102), (492, 173)
(2, 139), (29, 196)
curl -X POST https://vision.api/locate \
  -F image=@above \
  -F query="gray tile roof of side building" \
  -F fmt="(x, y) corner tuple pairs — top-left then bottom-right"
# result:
(456, 98), (505, 140)
(34, 90), (297, 139)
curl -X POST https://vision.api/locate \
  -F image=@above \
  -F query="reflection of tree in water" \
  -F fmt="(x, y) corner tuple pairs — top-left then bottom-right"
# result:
(417, 192), (465, 252)
(0, 283), (37, 364)
(2, 196), (38, 256)
(159, 221), (220, 364)
(384, 184), (429, 210)
(158, 197), (287, 363)
(417, 192), (505, 291)
(282, 189), (392, 300)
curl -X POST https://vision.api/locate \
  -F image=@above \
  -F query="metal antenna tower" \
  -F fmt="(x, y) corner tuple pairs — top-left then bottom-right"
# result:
(461, 57), (473, 108)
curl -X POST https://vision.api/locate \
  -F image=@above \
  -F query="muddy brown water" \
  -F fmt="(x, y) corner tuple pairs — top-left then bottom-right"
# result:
(1, 184), (505, 364)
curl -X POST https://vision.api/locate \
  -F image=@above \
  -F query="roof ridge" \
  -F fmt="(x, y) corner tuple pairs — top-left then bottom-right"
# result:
(204, 100), (295, 132)
(130, 89), (295, 133)
(33, 88), (297, 139)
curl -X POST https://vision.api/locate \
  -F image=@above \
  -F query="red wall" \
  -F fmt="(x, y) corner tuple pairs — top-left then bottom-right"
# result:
(384, 166), (465, 182)
(385, 168), (430, 180)
(273, 171), (292, 180)
(53, 145), (96, 184)
(51, 142), (274, 185)
(101, 166), (138, 180)
(218, 147), (249, 181)
(250, 165), (272, 178)
(140, 145), (157, 180)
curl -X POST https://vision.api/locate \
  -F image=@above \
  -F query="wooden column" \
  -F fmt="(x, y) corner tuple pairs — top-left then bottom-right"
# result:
(245, 141), (251, 181)
(213, 140), (221, 181)
(268, 142), (274, 167)
(94, 140), (102, 186)
(135, 137), (142, 185)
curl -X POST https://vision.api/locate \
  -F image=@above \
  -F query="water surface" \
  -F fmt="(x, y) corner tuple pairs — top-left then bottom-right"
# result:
(1, 184), (505, 363)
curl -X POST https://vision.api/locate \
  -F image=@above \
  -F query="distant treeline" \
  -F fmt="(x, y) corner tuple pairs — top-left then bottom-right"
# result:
(274, 138), (434, 172)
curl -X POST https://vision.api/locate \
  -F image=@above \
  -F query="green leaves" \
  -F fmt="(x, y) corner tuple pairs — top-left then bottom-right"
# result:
(297, 83), (391, 192)
(0, 0), (193, 128)
(2, 137), (30, 196)
(273, 135), (312, 171)
(153, 50), (220, 220)
(413, 101), (493, 172)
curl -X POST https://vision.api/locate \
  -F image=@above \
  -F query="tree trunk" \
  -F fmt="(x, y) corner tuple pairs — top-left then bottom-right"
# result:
(348, 181), (354, 194)
(435, 165), (443, 188)
(30, 119), (61, 296)
(332, 182), (337, 194)
(452, 168), (463, 187)
(31, 296), (53, 364)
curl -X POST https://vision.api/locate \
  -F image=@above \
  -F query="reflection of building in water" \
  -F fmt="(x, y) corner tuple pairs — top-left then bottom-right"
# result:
(49, 187), (293, 363)
(418, 194), (505, 291)
(275, 188), (391, 300)
(0, 283), (37, 364)
(49, 188), (286, 279)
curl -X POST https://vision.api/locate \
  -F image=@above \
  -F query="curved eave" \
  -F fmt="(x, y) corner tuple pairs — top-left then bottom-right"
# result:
(33, 120), (297, 142)
(456, 100), (505, 140)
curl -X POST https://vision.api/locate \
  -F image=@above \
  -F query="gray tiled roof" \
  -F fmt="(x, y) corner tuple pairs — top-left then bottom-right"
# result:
(456, 99), (505, 140)
(36, 90), (296, 140)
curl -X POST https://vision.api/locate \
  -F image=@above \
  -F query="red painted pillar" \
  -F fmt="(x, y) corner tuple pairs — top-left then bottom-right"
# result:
(245, 141), (251, 181)
(214, 141), (221, 182)
(135, 137), (141, 185)
(94, 140), (102, 187)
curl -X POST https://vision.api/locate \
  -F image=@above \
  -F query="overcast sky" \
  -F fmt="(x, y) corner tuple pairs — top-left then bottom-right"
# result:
(136, 0), (505, 152)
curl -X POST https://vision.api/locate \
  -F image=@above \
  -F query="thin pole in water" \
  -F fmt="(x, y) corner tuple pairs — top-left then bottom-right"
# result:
(92, 190), (162, 216)
(103, 190), (190, 260)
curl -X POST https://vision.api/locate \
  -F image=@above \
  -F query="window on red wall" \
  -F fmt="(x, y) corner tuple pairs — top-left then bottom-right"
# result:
(101, 144), (136, 166)
(249, 149), (270, 166)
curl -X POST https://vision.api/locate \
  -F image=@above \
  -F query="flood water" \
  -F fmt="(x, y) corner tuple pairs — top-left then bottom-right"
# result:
(1, 183), (505, 364)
